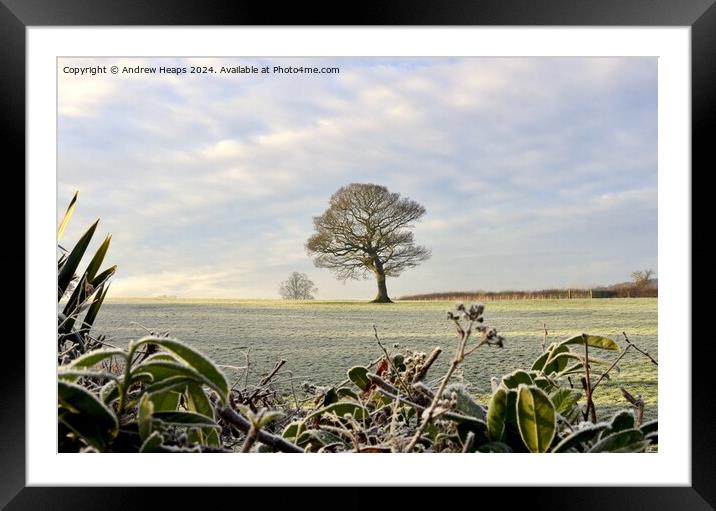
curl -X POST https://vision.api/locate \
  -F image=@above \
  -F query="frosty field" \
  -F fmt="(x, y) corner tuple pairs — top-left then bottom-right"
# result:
(94, 298), (658, 419)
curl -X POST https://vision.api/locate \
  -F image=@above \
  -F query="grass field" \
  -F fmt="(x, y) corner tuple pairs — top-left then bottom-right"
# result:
(94, 298), (658, 420)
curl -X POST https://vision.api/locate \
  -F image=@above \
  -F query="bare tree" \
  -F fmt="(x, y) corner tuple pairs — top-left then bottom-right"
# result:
(630, 269), (656, 296)
(631, 269), (655, 287)
(279, 272), (318, 300)
(306, 183), (431, 303)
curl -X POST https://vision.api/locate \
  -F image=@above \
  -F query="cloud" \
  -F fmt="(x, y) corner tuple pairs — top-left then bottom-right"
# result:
(58, 57), (657, 298)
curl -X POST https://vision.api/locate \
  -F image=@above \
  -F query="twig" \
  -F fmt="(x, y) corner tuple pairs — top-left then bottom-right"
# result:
(623, 332), (658, 366)
(463, 339), (489, 357)
(462, 431), (475, 453)
(388, 398), (400, 452)
(217, 406), (303, 453)
(591, 345), (632, 391)
(581, 333), (597, 423)
(373, 325), (391, 361)
(620, 386), (645, 427)
(58, 342), (79, 358)
(259, 360), (287, 387)
(244, 347), (251, 389)
(83, 335), (120, 350)
(129, 321), (167, 336)
(542, 322), (548, 353)
(246, 360), (287, 403)
(284, 370), (300, 410)
(412, 346), (442, 383)
(240, 422), (260, 453)
(368, 372), (402, 395)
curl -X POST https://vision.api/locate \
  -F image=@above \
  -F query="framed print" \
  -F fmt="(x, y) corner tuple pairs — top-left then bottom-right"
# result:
(5, 0), (711, 507)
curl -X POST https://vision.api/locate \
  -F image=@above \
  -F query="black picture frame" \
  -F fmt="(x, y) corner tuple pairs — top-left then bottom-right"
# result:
(5, 0), (709, 507)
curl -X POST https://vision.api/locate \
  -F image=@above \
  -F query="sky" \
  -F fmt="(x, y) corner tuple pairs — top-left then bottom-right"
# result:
(57, 57), (657, 300)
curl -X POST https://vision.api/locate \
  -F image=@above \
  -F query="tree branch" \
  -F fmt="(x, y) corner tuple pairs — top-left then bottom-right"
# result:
(217, 406), (304, 453)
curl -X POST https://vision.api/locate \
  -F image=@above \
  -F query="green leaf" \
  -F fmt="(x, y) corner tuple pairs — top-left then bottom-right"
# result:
(131, 361), (215, 396)
(205, 428), (221, 447)
(502, 389), (519, 426)
(295, 430), (313, 447)
(186, 383), (214, 419)
(282, 421), (306, 442)
(66, 349), (127, 370)
(457, 420), (489, 450)
(541, 345), (573, 375)
(138, 393), (154, 441)
(550, 388), (582, 416)
(140, 431), (165, 453)
(559, 334), (620, 351)
(152, 411), (217, 427)
(551, 352), (612, 368)
(82, 283), (110, 330)
(90, 265), (118, 288)
(58, 380), (118, 450)
(532, 376), (553, 392)
(336, 387), (359, 401)
(58, 369), (119, 384)
(516, 384), (556, 453)
(501, 370), (533, 389)
(487, 387), (508, 442)
(312, 429), (345, 447)
(589, 429), (647, 452)
(477, 442), (514, 453)
(149, 390), (181, 412)
(142, 353), (176, 363)
(132, 360), (193, 380)
(531, 344), (569, 372)
(84, 234), (112, 282)
(144, 376), (193, 396)
(100, 381), (119, 404)
(555, 362), (586, 378)
(323, 387), (339, 406)
(608, 410), (635, 433)
(57, 191), (78, 241)
(347, 366), (370, 391)
(640, 419), (658, 436)
(61, 267), (116, 332)
(131, 372), (155, 385)
(134, 337), (229, 403)
(58, 219), (99, 300)
(305, 402), (369, 421)
(551, 423), (609, 452)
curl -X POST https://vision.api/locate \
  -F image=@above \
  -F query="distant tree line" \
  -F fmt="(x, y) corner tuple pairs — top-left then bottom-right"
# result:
(399, 287), (657, 301)
(399, 289), (596, 301)
(400, 270), (658, 301)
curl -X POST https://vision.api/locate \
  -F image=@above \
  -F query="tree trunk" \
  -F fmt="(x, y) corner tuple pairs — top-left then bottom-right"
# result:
(371, 260), (392, 303)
